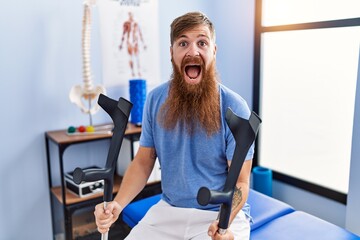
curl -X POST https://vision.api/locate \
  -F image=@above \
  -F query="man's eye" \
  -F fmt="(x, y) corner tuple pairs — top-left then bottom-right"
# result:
(199, 41), (207, 47)
(179, 42), (187, 47)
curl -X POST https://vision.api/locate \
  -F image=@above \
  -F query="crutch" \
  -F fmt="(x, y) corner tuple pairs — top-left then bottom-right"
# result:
(197, 107), (261, 235)
(73, 93), (132, 240)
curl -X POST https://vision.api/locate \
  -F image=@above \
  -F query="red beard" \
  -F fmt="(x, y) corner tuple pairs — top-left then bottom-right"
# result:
(158, 56), (221, 136)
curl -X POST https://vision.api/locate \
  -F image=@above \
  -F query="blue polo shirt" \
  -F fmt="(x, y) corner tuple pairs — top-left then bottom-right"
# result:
(139, 81), (254, 215)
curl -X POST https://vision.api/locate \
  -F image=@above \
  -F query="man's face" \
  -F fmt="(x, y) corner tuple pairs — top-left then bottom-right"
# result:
(170, 25), (217, 85)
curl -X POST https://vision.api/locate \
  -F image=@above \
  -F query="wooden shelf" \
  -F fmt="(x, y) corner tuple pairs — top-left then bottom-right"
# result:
(46, 123), (141, 145)
(51, 176), (161, 206)
(51, 175), (123, 205)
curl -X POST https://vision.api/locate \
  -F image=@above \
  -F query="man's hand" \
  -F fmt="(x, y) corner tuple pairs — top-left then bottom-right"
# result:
(208, 220), (234, 240)
(94, 201), (122, 234)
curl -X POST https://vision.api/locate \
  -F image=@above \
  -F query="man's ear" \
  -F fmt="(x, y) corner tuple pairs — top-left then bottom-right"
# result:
(213, 44), (217, 56)
(170, 46), (173, 57)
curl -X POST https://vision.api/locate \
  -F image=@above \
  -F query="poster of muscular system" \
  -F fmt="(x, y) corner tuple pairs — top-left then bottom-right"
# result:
(97, 0), (160, 87)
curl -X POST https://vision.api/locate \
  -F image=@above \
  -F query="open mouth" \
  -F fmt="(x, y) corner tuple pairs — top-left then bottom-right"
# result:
(185, 65), (202, 79)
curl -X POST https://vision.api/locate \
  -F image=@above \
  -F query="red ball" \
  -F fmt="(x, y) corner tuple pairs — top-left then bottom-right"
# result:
(78, 125), (86, 132)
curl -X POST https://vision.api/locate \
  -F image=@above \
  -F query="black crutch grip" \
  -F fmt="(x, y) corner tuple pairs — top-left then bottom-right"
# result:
(197, 187), (233, 206)
(73, 167), (112, 184)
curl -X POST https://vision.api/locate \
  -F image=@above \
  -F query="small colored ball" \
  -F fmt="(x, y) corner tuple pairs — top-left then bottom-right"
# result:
(86, 125), (95, 132)
(78, 125), (86, 132)
(67, 126), (76, 133)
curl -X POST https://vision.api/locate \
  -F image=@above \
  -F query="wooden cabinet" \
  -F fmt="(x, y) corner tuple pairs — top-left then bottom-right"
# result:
(45, 123), (160, 239)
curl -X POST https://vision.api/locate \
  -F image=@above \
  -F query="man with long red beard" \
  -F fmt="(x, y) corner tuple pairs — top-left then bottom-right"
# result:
(94, 12), (254, 240)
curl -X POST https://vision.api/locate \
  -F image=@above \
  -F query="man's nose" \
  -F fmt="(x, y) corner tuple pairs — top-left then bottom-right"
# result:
(186, 43), (200, 57)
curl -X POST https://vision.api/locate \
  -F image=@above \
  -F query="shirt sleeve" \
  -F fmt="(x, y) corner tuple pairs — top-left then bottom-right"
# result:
(139, 91), (155, 148)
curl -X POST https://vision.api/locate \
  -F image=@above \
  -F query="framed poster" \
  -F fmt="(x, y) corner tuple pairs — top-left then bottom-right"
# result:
(97, 0), (160, 87)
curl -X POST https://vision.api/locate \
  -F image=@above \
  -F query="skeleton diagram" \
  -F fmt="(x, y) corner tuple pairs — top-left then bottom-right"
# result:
(69, 0), (106, 123)
(119, 12), (147, 78)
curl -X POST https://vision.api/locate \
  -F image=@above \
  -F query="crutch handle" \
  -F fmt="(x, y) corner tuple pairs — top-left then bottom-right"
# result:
(73, 167), (114, 202)
(73, 167), (112, 184)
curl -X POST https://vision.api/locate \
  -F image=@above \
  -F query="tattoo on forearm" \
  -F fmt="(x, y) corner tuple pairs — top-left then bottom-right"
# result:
(232, 186), (243, 211)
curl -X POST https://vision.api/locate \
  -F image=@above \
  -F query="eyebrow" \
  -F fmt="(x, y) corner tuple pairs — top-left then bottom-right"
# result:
(177, 34), (210, 40)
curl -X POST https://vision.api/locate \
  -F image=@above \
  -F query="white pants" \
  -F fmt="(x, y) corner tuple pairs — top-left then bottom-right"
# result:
(125, 200), (250, 240)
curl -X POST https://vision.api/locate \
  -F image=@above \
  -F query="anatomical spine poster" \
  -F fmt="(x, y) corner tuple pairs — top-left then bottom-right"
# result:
(97, 0), (160, 87)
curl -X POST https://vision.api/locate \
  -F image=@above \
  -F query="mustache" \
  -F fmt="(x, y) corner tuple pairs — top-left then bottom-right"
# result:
(181, 56), (204, 69)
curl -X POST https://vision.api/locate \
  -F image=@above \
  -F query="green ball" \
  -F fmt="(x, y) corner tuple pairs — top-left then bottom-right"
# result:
(67, 126), (76, 133)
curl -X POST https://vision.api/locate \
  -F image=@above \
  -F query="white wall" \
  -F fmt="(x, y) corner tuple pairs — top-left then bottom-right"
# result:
(346, 47), (360, 235)
(0, 0), (254, 239)
(211, 0), (255, 108)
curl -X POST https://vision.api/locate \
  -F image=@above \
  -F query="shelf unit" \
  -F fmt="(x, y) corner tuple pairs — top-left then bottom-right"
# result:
(45, 123), (161, 239)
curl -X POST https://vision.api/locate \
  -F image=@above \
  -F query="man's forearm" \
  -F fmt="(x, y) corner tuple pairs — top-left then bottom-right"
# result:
(229, 183), (249, 224)
(113, 159), (154, 208)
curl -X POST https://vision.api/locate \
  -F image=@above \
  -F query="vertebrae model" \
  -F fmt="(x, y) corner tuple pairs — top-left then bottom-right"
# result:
(69, 0), (106, 115)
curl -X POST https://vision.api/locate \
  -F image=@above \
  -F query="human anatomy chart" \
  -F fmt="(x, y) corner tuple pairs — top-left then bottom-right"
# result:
(97, 0), (160, 87)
